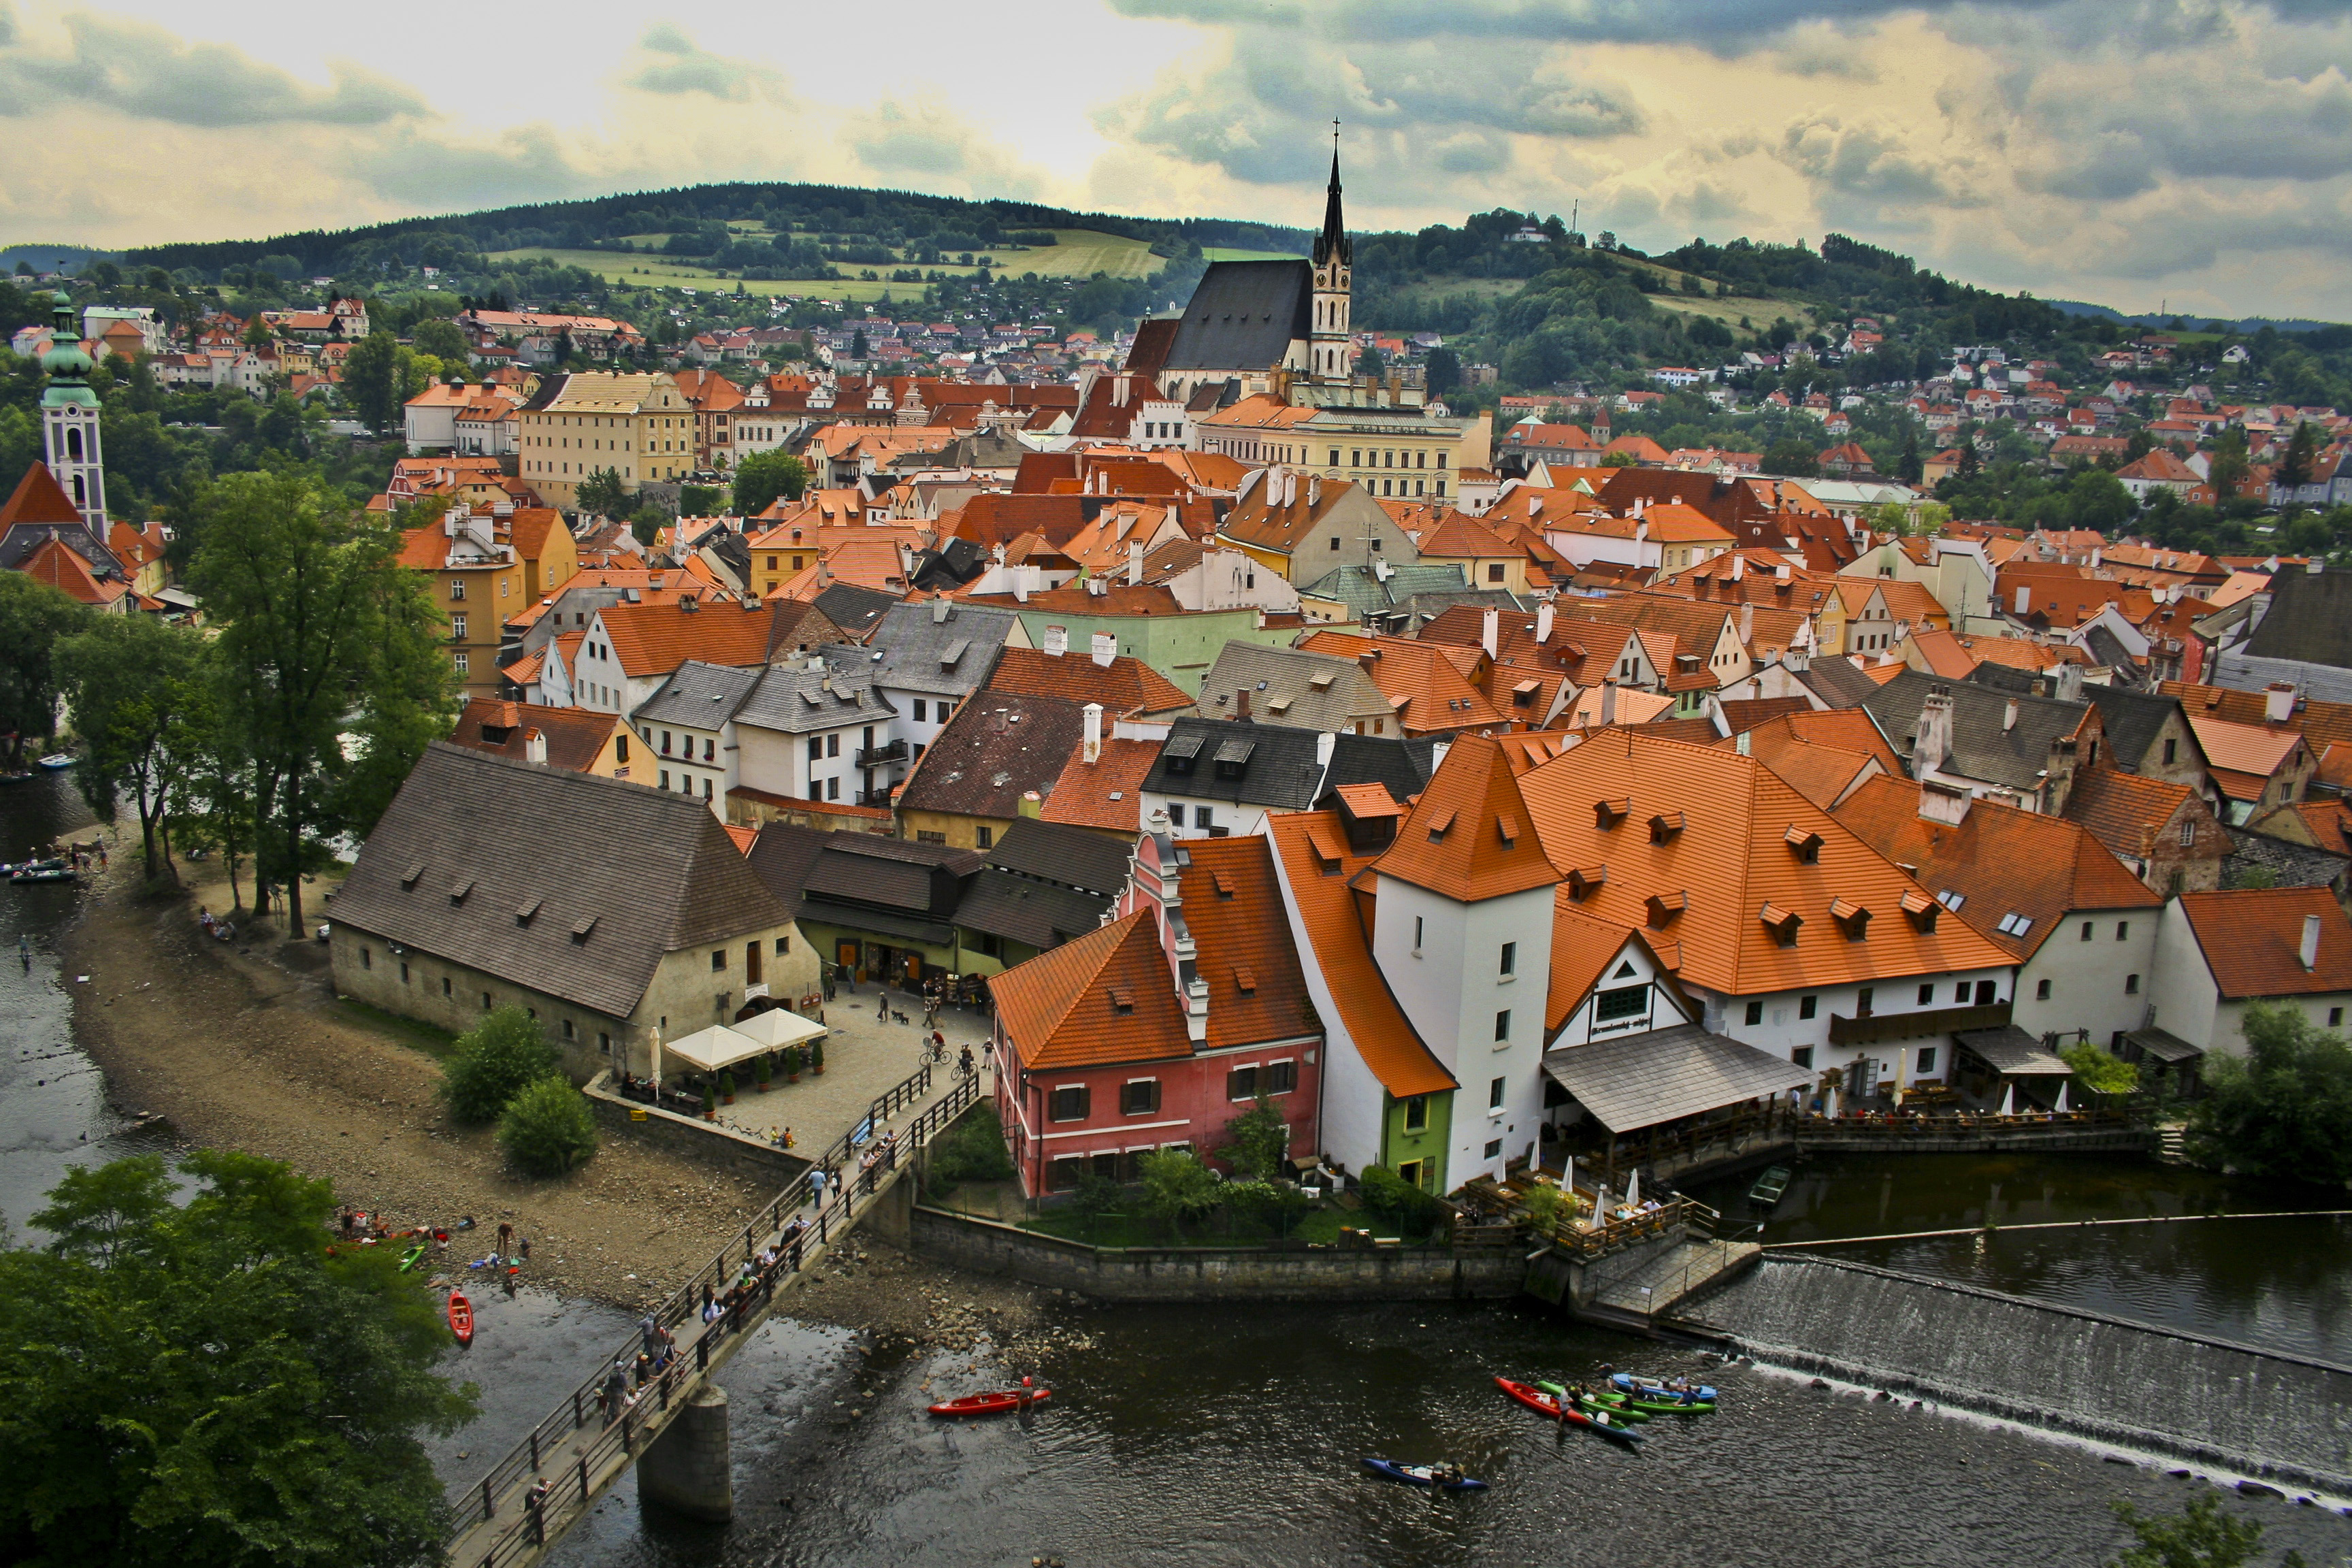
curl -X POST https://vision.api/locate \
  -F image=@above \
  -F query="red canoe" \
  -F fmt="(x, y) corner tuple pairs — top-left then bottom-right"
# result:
(1493, 1377), (1642, 1447)
(927, 1388), (1051, 1418)
(448, 1290), (474, 1348)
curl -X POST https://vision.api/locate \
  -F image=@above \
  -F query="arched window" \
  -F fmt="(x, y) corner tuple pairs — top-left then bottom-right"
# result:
(66, 427), (83, 461)
(71, 474), (84, 504)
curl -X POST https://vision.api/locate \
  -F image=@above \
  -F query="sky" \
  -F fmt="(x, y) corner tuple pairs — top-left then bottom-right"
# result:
(5, 0), (2352, 320)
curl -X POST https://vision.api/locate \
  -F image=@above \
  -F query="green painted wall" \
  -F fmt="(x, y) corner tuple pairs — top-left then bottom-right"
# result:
(1011, 607), (1301, 696)
(1382, 1090), (1452, 1192)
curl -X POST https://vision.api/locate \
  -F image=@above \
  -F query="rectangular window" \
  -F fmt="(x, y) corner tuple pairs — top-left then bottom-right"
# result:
(1792, 1045), (1814, 1070)
(399, 960), (410, 983)
(711, 949), (727, 971)
(827, 734), (840, 757)
(1489, 1075), (1506, 1109)
(808, 736), (822, 762)
(1744, 1000), (1763, 1026)
(1499, 941), (1516, 977)
(1227, 1065), (1260, 1101)
(2117, 921), (2130, 941)
(1266, 1060), (1297, 1094)
(600, 1032), (611, 1054)
(2082, 921), (2094, 941)
(1414, 915), (1424, 951)
(454, 652), (469, 676)
(1956, 982), (1972, 1004)
(1403, 1094), (1428, 1132)
(2163, 738), (2177, 764)
(1121, 1079), (1161, 1115)
(2125, 974), (2140, 994)
(913, 699), (927, 722)
(1918, 983), (1934, 1005)
(480, 992), (492, 1010)
(1494, 1009), (1512, 1043)
(1857, 986), (1874, 1015)
(442, 977), (452, 998)
(562, 1018), (575, 1041)
(1049, 1085), (1089, 1122)
(1195, 806), (1214, 830)
(1976, 979), (1997, 1005)
(1917, 1046), (1938, 1075)
(776, 935), (791, 955)
(451, 612), (468, 639)
(2332, 1008), (2345, 1028)
(1596, 985), (1648, 1022)
(827, 777), (839, 801)
(1484, 1138), (1503, 1160)
(1798, 995), (1818, 1020)
(450, 580), (466, 600)
(976, 825), (993, 849)
(660, 770), (671, 790)
(360, 947), (372, 970)
(2036, 978), (2052, 1000)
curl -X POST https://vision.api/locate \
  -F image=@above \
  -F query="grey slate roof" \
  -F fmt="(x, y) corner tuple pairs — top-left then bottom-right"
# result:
(2224, 826), (2350, 894)
(1298, 562), (1469, 619)
(813, 583), (904, 640)
(1863, 668), (2089, 791)
(823, 600), (1018, 698)
(1797, 654), (1887, 709)
(1142, 717), (1326, 808)
(1541, 1024), (1812, 1133)
(1162, 259), (1312, 372)
(1955, 1025), (2073, 1076)
(1198, 642), (1391, 731)
(634, 659), (764, 729)
(954, 869), (1112, 950)
(734, 663), (896, 736)
(984, 818), (1134, 898)
(333, 743), (787, 1018)
(2081, 684), (2190, 774)
(895, 691), (1090, 821)
(2206, 647), (2352, 706)
(745, 823), (980, 926)
(1326, 732), (1443, 804)
(2242, 566), (2352, 670)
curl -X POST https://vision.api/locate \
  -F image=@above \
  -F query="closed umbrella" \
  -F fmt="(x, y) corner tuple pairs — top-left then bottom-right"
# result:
(1998, 1081), (2016, 1117)
(649, 1022), (663, 1100)
(1624, 1169), (1642, 1209)
(1592, 1184), (1611, 1228)
(2053, 1079), (2071, 1113)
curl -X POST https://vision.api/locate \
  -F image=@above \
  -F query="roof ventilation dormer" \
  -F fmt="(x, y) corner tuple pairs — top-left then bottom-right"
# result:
(1648, 811), (1685, 843)
(1593, 798), (1631, 830)
(1424, 808), (1456, 844)
(1645, 891), (1686, 928)
(514, 896), (542, 927)
(1829, 898), (1871, 941)
(1900, 889), (1940, 932)
(448, 877), (474, 905)
(1566, 864), (1607, 902)
(1784, 826), (1824, 864)
(1759, 902), (1803, 947)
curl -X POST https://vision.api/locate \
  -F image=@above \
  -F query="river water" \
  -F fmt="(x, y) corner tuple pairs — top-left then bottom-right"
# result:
(4, 779), (2348, 1563)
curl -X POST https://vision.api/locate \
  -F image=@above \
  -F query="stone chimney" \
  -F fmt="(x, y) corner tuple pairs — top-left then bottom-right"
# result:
(1729, 553), (1745, 582)
(1739, 602), (1754, 644)
(2015, 584), (2032, 615)
(524, 728), (546, 766)
(1237, 687), (1251, 721)
(2002, 696), (2019, 732)
(1915, 683), (1955, 779)
(1601, 676), (1618, 725)
(1091, 632), (1117, 668)
(1012, 566), (1030, 603)
(2266, 681), (2296, 724)
(1482, 607), (1500, 658)
(2053, 661), (2085, 703)
(1128, 540), (1144, 587)
(1043, 624), (1068, 657)
(2302, 913), (2323, 971)
(1535, 601), (1554, 643)
(1775, 561), (1791, 582)
(1082, 702), (1102, 764)
(1307, 475), (1321, 508)
(1918, 775), (1972, 826)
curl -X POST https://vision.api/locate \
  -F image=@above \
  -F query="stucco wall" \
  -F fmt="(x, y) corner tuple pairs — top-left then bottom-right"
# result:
(2014, 909), (2162, 1044)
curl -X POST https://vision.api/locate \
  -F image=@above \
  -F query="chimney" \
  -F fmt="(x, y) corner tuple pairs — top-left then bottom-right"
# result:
(1739, 602), (1754, 643)
(1918, 775), (1972, 826)
(1082, 702), (1102, 764)
(1535, 601), (1554, 643)
(2002, 696), (2019, 732)
(2089, 546), (2102, 570)
(1601, 676), (1618, 725)
(2054, 662), (2085, 704)
(1915, 683), (1954, 779)
(1128, 540), (1144, 587)
(2266, 681), (2296, 724)
(1091, 631), (1117, 667)
(1237, 687), (1252, 720)
(1316, 729), (1337, 769)
(1481, 607), (1500, 658)
(524, 728), (546, 766)
(2302, 913), (2323, 971)
(1307, 475), (1322, 508)
(1775, 561), (1791, 582)
(1043, 624), (1068, 657)
(2015, 584), (2031, 615)
(1729, 553), (1745, 582)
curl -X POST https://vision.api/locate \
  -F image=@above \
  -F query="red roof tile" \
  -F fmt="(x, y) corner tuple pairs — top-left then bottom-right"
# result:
(2175, 888), (2352, 998)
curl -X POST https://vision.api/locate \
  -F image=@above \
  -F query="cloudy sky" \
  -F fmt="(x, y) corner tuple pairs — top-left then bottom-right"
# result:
(5, 0), (2351, 319)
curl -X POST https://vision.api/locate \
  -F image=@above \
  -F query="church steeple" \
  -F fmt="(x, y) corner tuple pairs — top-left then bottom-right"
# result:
(1309, 126), (1353, 386)
(39, 291), (105, 529)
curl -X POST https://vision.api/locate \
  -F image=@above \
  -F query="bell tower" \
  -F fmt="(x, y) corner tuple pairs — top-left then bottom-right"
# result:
(1309, 125), (1353, 386)
(39, 291), (105, 529)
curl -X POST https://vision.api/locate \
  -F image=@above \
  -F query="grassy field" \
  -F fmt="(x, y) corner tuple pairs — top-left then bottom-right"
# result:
(487, 227), (1172, 303)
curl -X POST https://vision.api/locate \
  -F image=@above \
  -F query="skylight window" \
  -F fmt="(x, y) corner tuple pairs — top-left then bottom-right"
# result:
(1936, 890), (1966, 911)
(1996, 912), (2034, 936)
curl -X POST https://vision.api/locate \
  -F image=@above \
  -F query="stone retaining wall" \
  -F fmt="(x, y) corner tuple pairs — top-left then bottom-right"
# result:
(908, 1205), (1527, 1301)
(582, 1073), (810, 1188)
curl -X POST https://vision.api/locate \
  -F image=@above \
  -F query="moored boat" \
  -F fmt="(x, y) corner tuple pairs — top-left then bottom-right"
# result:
(37, 754), (73, 770)
(928, 1387), (1051, 1417)
(10, 864), (76, 884)
(1360, 1458), (1488, 1490)
(1748, 1164), (1791, 1207)
(1494, 1377), (1644, 1446)
(448, 1290), (474, 1347)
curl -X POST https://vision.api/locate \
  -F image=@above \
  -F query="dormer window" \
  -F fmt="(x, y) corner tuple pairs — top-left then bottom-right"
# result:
(1495, 813), (1520, 847)
(1760, 902), (1802, 947)
(1594, 798), (1631, 830)
(1830, 898), (1871, 941)
(1645, 891), (1686, 928)
(1648, 811), (1685, 844)
(1901, 889), (1939, 932)
(1425, 808), (1456, 843)
(1109, 987), (1136, 1016)
(1566, 865), (1606, 902)
(1784, 826), (1824, 864)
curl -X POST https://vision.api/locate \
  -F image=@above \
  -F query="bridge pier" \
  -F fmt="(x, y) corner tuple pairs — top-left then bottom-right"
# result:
(638, 1385), (733, 1522)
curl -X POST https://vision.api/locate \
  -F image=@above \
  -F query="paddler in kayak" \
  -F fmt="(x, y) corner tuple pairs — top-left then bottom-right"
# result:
(1016, 1375), (1036, 1412)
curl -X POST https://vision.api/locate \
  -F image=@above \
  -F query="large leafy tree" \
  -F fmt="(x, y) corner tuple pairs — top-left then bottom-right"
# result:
(0, 1151), (476, 1568)
(188, 472), (457, 934)
(574, 466), (626, 517)
(2187, 1000), (2352, 1183)
(0, 573), (88, 762)
(53, 614), (213, 878)
(730, 449), (808, 517)
(340, 329), (402, 434)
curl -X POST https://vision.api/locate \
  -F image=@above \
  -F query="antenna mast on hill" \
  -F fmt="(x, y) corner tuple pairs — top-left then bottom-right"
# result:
(1571, 199), (1580, 238)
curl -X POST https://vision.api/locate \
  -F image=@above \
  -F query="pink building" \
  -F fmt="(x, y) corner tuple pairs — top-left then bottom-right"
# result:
(988, 832), (1323, 1196)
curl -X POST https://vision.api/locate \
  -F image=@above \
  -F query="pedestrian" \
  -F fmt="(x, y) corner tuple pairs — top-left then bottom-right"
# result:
(639, 1312), (659, 1358)
(519, 1234), (532, 1261)
(602, 1362), (628, 1424)
(497, 1221), (515, 1259)
(877, 989), (889, 1022)
(809, 1166), (828, 1209)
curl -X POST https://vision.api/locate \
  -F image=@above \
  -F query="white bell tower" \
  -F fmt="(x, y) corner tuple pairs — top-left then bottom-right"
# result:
(37, 291), (106, 529)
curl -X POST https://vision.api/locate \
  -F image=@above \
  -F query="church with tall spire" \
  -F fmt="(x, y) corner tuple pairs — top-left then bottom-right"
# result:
(1309, 135), (1354, 384)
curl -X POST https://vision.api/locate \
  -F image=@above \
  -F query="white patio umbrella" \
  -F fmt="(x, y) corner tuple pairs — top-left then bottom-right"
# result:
(1592, 1184), (1611, 1227)
(1624, 1169), (1642, 1209)
(729, 1009), (828, 1053)
(649, 1022), (663, 1099)
(1563, 1155), (1575, 1211)
(2053, 1079), (2071, 1113)
(1823, 1085), (1840, 1120)
(1998, 1081), (2016, 1116)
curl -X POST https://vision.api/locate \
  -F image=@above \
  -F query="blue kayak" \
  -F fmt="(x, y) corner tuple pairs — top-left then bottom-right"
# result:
(1609, 1371), (1717, 1405)
(1362, 1458), (1488, 1490)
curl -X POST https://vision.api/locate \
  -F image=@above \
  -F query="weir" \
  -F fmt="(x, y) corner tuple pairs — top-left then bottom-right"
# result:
(1676, 1254), (2352, 1495)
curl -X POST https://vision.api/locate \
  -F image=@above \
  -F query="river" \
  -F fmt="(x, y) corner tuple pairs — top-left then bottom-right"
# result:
(4, 777), (2347, 1563)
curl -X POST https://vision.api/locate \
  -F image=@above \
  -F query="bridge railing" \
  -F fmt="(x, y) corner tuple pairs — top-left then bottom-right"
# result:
(438, 1063), (981, 1559)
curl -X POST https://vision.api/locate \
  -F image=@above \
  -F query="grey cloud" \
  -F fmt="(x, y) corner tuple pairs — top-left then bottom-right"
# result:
(1774, 114), (1980, 206)
(338, 123), (600, 210)
(621, 24), (796, 103)
(0, 12), (427, 127)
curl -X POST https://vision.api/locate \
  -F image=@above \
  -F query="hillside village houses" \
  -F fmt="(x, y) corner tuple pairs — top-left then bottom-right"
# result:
(28, 144), (2352, 1224)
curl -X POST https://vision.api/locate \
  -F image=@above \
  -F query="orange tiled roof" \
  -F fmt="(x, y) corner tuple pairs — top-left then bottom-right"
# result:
(2175, 888), (2352, 998)
(1039, 737), (1162, 834)
(1264, 812), (1453, 1098)
(990, 911), (1193, 1070)
(2061, 765), (2212, 866)
(1299, 630), (1502, 736)
(2187, 715), (2304, 781)
(18, 536), (125, 605)
(1176, 835), (1314, 1049)
(443, 699), (621, 773)
(597, 598), (787, 679)
(1373, 734), (1558, 902)
(987, 645), (1194, 717)
(1547, 904), (1678, 1035)
(1516, 728), (2013, 993)
(1, 462), (88, 528)
(2161, 682), (2352, 751)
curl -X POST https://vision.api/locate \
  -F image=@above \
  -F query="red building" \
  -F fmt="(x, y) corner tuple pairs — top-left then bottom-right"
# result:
(988, 832), (1323, 1196)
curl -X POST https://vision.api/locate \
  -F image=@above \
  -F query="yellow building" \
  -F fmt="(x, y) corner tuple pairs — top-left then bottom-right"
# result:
(398, 504), (525, 698)
(1194, 391), (1492, 504)
(516, 372), (698, 512)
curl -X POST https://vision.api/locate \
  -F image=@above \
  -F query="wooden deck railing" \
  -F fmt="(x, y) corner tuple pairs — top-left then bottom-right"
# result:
(1797, 1107), (2137, 1137)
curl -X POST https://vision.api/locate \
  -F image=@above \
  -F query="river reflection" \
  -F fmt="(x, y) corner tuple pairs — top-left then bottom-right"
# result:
(1690, 1152), (2352, 1362)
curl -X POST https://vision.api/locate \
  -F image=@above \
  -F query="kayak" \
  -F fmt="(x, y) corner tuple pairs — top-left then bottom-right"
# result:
(1609, 1371), (1718, 1406)
(1592, 1384), (1714, 1416)
(1361, 1458), (1488, 1490)
(1494, 1377), (1643, 1447)
(928, 1388), (1051, 1418)
(398, 1244), (427, 1273)
(37, 755), (74, 770)
(1538, 1381), (1651, 1422)
(448, 1290), (474, 1347)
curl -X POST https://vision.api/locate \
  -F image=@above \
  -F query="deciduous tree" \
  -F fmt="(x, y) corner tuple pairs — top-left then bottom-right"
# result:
(730, 449), (808, 517)
(0, 572), (88, 762)
(54, 614), (212, 879)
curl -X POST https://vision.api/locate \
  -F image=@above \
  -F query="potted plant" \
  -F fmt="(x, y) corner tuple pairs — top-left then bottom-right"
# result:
(719, 1070), (736, 1105)
(810, 1036), (826, 1075)
(785, 1044), (803, 1083)
(754, 1054), (772, 1093)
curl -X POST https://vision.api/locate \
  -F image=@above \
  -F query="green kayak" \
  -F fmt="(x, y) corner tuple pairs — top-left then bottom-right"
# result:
(1537, 1381), (1652, 1422)
(1592, 1384), (1716, 1416)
